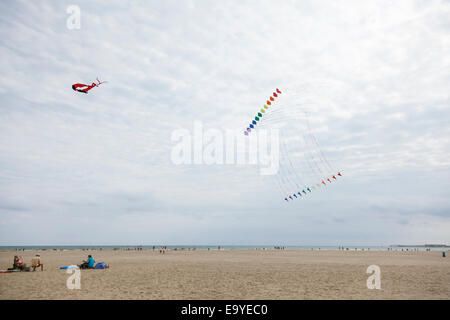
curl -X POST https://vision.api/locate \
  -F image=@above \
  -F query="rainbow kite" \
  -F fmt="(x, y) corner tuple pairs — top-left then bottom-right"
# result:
(244, 88), (282, 135)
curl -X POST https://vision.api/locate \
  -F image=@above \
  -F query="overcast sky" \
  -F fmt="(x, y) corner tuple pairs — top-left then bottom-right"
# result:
(0, 0), (449, 246)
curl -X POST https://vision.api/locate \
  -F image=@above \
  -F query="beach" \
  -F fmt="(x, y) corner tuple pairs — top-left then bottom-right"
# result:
(0, 249), (449, 300)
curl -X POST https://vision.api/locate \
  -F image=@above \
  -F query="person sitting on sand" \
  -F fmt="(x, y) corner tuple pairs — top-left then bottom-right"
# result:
(31, 254), (44, 271)
(78, 255), (95, 269)
(13, 255), (19, 269)
(14, 256), (26, 270)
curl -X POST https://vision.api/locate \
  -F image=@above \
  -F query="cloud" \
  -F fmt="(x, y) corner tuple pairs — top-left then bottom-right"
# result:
(0, 0), (449, 245)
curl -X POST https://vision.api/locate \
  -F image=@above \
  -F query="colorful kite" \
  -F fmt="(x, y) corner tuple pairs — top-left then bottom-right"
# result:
(244, 88), (282, 135)
(253, 91), (343, 202)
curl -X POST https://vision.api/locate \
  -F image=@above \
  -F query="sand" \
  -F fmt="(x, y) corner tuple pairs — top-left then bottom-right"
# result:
(0, 249), (449, 300)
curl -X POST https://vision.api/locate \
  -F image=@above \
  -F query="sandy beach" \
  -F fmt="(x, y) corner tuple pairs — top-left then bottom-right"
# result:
(0, 249), (448, 300)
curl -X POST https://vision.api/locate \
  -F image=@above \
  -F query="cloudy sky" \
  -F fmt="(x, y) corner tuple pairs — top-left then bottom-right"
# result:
(0, 0), (449, 246)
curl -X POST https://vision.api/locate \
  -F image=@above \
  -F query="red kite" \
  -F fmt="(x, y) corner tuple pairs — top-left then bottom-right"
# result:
(72, 77), (106, 94)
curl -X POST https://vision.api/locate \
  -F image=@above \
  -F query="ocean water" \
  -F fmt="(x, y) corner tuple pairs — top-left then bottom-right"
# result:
(0, 245), (447, 251)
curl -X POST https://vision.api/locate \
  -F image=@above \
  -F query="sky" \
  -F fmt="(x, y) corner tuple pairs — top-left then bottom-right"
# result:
(0, 0), (449, 246)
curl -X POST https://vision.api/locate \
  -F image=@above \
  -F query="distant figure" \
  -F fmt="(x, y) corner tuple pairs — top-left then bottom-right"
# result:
(443, 252), (446, 258)
(31, 254), (44, 271)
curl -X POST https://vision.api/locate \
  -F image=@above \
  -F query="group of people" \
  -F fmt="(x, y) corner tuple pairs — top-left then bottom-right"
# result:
(8, 254), (109, 272)
(11, 254), (44, 271)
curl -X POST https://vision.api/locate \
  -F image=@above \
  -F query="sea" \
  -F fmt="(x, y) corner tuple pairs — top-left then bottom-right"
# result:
(0, 245), (447, 251)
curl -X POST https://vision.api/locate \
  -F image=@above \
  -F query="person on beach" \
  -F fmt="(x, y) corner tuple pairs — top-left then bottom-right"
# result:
(13, 255), (19, 269)
(31, 254), (44, 271)
(78, 255), (95, 269)
(13, 256), (26, 270)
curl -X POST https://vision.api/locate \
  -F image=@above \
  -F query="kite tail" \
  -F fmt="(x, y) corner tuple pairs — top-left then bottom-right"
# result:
(96, 77), (107, 85)
(85, 78), (107, 92)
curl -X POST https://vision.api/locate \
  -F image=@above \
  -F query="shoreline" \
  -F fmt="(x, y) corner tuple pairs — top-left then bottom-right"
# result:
(1, 246), (448, 253)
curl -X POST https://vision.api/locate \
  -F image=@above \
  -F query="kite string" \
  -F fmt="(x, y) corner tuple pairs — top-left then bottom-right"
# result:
(303, 111), (336, 175)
